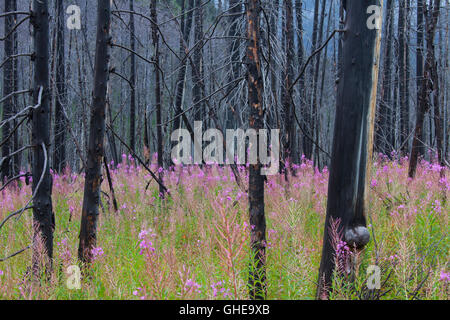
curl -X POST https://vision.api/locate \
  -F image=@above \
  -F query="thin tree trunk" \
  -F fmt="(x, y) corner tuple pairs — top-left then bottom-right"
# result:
(53, 0), (67, 173)
(151, 0), (164, 197)
(377, 0), (394, 155)
(129, 0), (136, 152)
(398, 0), (410, 154)
(409, 0), (441, 178)
(78, 0), (111, 263)
(247, 0), (266, 300)
(282, 0), (294, 167)
(1, 0), (14, 181)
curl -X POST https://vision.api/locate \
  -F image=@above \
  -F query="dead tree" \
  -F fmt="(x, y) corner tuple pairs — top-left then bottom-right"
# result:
(78, 0), (111, 263)
(376, 0), (394, 155)
(398, 0), (410, 153)
(409, 0), (441, 178)
(282, 0), (295, 165)
(129, 0), (136, 152)
(246, 0), (266, 300)
(192, 0), (204, 122)
(151, 0), (164, 197)
(317, 0), (382, 299)
(171, 0), (195, 146)
(225, 0), (242, 130)
(1, 0), (15, 181)
(31, 0), (55, 275)
(53, 0), (67, 173)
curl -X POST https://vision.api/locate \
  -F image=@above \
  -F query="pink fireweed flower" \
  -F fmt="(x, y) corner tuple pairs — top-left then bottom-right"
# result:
(91, 247), (104, 261)
(185, 279), (201, 294)
(211, 281), (231, 298)
(370, 178), (377, 188)
(138, 228), (156, 255)
(439, 271), (450, 283)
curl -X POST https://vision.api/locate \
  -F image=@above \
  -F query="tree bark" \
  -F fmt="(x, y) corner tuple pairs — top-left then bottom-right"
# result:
(398, 0), (410, 154)
(409, 0), (441, 178)
(31, 0), (55, 276)
(53, 0), (67, 173)
(78, 0), (111, 263)
(377, 0), (393, 155)
(247, 0), (266, 300)
(129, 0), (136, 152)
(1, 0), (14, 181)
(317, 0), (382, 299)
(151, 0), (164, 197)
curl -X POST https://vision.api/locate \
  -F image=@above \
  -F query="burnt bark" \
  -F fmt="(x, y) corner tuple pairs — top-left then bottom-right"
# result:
(398, 0), (410, 153)
(317, 0), (382, 299)
(246, 0), (266, 300)
(151, 0), (164, 197)
(129, 0), (136, 152)
(78, 0), (111, 263)
(53, 0), (67, 173)
(377, 0), (394, 155)
(409, 0), (441, 178)
(282, 0), (295, 165)
(1, 0), (14, 181)
(31, 0), (55, 276)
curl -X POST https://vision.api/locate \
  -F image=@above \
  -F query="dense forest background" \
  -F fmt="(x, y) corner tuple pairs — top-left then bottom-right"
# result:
(1, 0), (448, 174)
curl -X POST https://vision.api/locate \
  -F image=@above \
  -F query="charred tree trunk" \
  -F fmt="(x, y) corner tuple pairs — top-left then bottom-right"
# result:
(151, 0), (164, 197)
(409, 0), (440, 178)
(53, 0), (67, 173)
(398, 0), (410, 154)
(225, 0), (242, 130)
(78, 0), (111, 263)
(415, 0), (425, 158)
(296, 0), (307, 159)
(171, 0), (195, 142)
(31, 0), (55, 276)
(282, 0), (295, 166)
(129, 0), (136, 152)
(247, 0), (266, 300)
(317, 0), (382, 299)
(1, 0), (14, 181)
(192, 0), (204, 122)
(377, 0), (394, 155)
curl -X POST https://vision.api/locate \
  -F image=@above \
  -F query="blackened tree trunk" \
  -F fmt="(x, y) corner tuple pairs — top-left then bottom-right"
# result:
(377, 0), (394, 155)
(409, 0), (441, 178)
(78, 0), (111, 263)
(151, 0), (164, 197)
(415, 0), (425, 158)
(31, 0), (55, 276)
(129, 0), (136, 152)
(171, 0), (194, 139)
(192, 0), (204, 122)
(311, 0), (327, 167)
(296, 0), (307, 158)
(225, 0), (242, 130)
(53, 0), (67, 173)
(282, 0), (295, 165)
(317, 0), (382, 299)
(398, 0), (410, 154)
(303, 0), (320, 161)
(1, 0), (14, 181)
(247, 0), (266, 300)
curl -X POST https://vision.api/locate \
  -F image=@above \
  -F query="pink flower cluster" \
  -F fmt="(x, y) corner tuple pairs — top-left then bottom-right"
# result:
(211, 281), (231, 298)
(138, 228), (156, 255)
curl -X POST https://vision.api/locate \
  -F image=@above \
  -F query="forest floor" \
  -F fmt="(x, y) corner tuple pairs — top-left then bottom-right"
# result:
(0, 154), (448, 300)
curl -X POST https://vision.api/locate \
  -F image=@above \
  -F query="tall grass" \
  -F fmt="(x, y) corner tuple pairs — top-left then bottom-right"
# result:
(0, 154), (448, 299)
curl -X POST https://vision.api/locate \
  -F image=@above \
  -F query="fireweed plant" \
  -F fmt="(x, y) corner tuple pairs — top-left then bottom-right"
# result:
(0, 152), (448, 299)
